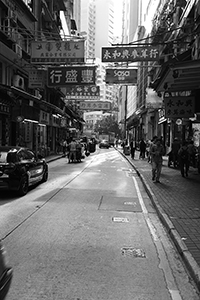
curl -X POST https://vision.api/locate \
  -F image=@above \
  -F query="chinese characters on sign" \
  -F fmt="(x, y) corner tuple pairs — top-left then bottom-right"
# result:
(47, 66), (96, 87)
(106, 68), (137, 84)
(79, 101), (111, 111)
(164, 96), (195, 118)
(28, 70), (45, 88)
(65, 86), (100, 99)
(102, 46), (159, 62)
(31, 40), (85, 64)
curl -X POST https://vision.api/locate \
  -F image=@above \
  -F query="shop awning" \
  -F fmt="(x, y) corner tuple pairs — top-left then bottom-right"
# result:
(155, 59), (200, 92)
(11, 86), (41, 103)
(152, 49), (200, 92)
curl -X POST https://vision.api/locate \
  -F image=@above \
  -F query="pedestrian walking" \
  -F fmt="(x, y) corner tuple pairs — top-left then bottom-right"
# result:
(62, 139), (67, 156)
(130, 138), (136, 159)
(171, 137), (181, 168)
(187, 140), (196, 167)
(139, 138), (146, 159)
(178, 141), (190, 177)
(148, 136), (158, 163)
(150, 137), (165, 183)
(68, 138), (77, 163)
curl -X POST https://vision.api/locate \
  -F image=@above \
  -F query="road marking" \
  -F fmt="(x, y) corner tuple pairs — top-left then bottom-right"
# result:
(131, 175), (183, 300)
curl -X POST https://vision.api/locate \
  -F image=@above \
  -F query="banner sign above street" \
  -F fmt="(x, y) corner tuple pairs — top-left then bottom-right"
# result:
(102, 46), (159, 62)
(65, 86), (100, 99)
(79, 101), (111, 111)
(105, 68), (137, 84)
(31, 40), (85, 64)
(164, 96), (195, 118)
(47, 66), (96, 87)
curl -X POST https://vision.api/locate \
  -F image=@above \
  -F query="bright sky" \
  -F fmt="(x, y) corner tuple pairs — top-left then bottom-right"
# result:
(114, 0), (123, 36)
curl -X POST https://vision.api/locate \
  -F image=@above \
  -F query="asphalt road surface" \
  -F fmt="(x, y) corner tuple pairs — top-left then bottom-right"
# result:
(0, 148), (199, 300)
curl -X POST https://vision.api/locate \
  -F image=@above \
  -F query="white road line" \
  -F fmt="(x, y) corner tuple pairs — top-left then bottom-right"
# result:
(131, 173), (183, 300)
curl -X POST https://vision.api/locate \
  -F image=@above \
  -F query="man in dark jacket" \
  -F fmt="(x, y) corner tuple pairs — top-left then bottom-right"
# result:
(150, 137), (165, 183)
(139, 138), (146, 159)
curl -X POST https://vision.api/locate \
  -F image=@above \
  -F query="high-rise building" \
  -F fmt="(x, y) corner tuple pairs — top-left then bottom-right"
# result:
(80, 0), (117, 129)
(80, 0), (114, 60)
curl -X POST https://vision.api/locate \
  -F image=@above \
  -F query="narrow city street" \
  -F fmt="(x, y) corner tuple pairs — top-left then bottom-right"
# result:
(0, 148), (199, 300)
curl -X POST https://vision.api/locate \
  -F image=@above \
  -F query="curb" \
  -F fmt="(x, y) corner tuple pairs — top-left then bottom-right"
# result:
(119, 150), (200, 292)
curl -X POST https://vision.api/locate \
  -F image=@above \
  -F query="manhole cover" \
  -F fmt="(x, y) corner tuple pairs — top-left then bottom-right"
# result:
(112, 217), (129, 223)
(121, 247), (146, 258)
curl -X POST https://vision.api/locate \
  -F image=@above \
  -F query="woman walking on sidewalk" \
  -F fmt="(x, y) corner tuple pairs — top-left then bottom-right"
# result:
(150, 137), (165, 183)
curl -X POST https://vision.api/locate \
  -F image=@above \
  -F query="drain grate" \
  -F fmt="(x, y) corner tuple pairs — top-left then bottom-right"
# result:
(112, 217), (129, 223)
(121, 247), (146, 258)
(124, 201), (136, 206)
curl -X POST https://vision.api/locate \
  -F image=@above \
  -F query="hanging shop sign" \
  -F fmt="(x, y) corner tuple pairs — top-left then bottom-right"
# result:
(28, 70), (45, 88)
(39, 111), (50, 125)
(79, 101), (111, 111)
(102, 46), (159, 63)
(47, 66), (96, 87)
(0, 103), (10, 114)
(105, 68), (137, 84)
(31, 40), (85, 64)
(65, 85), (100, 99)
(164, 96), (195, 118)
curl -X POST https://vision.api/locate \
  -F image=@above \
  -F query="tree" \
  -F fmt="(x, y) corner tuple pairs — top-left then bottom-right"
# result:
(94, 115), (121, 136)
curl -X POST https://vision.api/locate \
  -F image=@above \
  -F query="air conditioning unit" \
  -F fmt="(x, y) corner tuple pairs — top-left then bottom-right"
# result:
(13, 75), (25, 90)
(13, 44), (22, 58)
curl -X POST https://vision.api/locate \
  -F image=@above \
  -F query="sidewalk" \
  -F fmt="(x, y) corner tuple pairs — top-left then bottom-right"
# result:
(45, 150), (200, 291)
(118, 147), (200, 291)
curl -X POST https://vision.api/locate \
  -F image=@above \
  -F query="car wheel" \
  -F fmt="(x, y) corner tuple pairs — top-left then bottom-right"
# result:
(18, 174), (29, 196)
(41, 168), (48, 183)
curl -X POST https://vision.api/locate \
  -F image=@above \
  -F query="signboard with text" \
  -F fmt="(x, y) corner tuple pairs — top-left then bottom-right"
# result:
(65, 85), (100, 99)
(31, 40), (85, 64)
(47, 66), (96, 87)
(102, 46), (159, 63)
(79, 101), (111, 111)
(164, 96), (195, 118)
(106, 68), (137, 84)
(28, 69), (45, 88)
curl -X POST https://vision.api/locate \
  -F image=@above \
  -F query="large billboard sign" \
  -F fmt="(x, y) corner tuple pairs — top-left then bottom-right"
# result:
(105, 68), (137, 84)
(65, 86), (100, 99)
(164, 96), (195, 118)
(31, 40), (85, 64)
(79, 101), (111, 111)
(102, 46), (159, 63)
(47, 66), (96, 87)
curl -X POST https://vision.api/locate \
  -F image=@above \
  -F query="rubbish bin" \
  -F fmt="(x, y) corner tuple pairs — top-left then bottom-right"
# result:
(88, 142), (96, 153)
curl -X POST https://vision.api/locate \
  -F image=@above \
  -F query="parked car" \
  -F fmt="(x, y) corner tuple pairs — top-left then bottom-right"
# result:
(99, 140), (110, 149)
(0, 241), (13, 300)
(0, 146), (48, 196)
